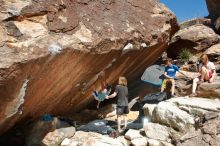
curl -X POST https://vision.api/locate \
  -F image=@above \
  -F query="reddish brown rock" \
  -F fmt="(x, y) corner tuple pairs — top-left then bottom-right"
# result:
(167, 24), (220, 58)
(206, 0), (220, 34)
(0, 0), (178, 134)
(180, 18), (212, 30)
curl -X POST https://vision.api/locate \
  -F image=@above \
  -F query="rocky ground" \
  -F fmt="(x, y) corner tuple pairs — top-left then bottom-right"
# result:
(12, 97), (219, 146)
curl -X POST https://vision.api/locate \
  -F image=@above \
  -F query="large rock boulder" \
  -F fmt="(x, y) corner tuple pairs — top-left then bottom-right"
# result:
(180, 18), (212, 30)
(68, 131), (124, 146)
(152, 101), (195, 132)
(205, 43), (220, 72)
(144, 122), (172, 142)
(167, 24), (220, 58)
(25, 120), (56, 146)
(143, 98), (220, 146)
(205, 43), (220, 58)
(131, 137), (148, 146)
(0, 0), (178, 134)
(197, 81), (220, 98)
(169, 97), (220, 112)
(177, 115), (220, 146)
(42, 127), (76, 146)
(206, 0), (220, 34)
(125, 129), (144, 141)
(175, 71), (220, 98)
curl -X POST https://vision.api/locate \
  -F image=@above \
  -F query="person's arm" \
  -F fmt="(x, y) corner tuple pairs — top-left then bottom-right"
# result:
(178, 70), (192, 79)
(198, 64), (202, 74)
(163, 72), (173, 79)
(106, 92), (117, 99)
(106, 85), (118, 99)
(209, 69), (216, 83)
(209, 63), (216, 83)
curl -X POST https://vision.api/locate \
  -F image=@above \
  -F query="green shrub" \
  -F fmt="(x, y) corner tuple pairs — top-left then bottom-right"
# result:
(178, 49), (193, 62)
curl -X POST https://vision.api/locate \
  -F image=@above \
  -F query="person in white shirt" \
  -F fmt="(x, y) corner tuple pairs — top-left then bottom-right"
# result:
(190, 54), (216, 97)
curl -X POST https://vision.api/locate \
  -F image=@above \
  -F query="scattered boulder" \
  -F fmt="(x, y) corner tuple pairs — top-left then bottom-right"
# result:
(169, 97), (220, 112)
(205, 43), (220, 59)
(116, 136), (131, 146)
(69, 131), (124, 146)
(180, 18), (212, 29)
(202, 115), (220, 135)
(197, 81), (220, 98)
(177, 115), (220, 146)
(131, 137), (148, 146)
(167, 24), (220, 58)
(148, 139), (163, 146)
(61, 138), (71, 146)
(177, 129), (207, 146)
(25, 120), (56, 146)
(42, 127), (76, 146)
(144, 122), (172, 142)
(125, 129), (143, 141)
(152, 102), (195, 132)
(204, 112), (219, 121)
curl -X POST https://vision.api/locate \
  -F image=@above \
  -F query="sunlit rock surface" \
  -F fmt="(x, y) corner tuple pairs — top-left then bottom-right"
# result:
(0, 0), (178, 134)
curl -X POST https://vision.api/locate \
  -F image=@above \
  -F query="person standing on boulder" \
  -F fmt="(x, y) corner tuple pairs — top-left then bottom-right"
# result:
(190, 54), (216, 97)
(106, 77), (129, 132)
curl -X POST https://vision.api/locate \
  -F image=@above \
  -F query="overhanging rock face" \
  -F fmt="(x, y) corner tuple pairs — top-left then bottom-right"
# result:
(0, 0), (178, 134)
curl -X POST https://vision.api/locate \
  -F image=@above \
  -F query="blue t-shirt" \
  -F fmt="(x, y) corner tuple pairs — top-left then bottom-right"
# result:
(165, 65), (179, 78)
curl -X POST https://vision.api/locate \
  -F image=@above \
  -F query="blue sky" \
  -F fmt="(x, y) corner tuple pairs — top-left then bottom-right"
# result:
(160, 0), (209, 22)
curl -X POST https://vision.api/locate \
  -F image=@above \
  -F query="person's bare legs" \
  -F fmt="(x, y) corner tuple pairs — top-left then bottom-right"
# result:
(161, 80), (166, 93)
(123, 115), (128, 129)
(97, 101), (101, 109)
(171, 79), (175, 96)
(192, 77), (199, 94)
(117, 115), (122, 132)
(201, 67), (210, 81)
(191, 67), (209, 96)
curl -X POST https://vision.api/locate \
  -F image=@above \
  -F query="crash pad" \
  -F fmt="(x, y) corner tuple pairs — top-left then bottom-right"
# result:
(141, 65), (165, 86)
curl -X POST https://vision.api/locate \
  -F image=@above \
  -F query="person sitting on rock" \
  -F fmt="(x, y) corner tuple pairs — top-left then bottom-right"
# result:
(105, 76), (129, 133)
(92, 74), (111, 109)
(190, 54), (216, 97)
(161, 58), (187, 97)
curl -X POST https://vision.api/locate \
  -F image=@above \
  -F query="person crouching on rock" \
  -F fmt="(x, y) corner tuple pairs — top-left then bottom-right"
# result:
(106, 76), (129, 133)
(190, 54), (216, 97)
(92, 74), (112, 109)
(161, 58), (186, 97)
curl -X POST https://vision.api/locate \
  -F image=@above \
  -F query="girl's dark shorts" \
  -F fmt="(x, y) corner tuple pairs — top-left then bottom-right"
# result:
(116, 106), (129, 115)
